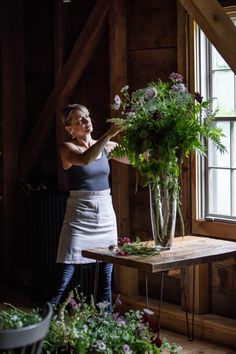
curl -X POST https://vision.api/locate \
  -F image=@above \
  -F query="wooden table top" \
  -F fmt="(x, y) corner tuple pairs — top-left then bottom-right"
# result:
(82, 236), (236, 273)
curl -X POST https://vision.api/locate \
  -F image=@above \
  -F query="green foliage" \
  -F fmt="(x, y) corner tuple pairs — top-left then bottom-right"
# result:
(43, 289), (182, 353)
(109, 73), (226, 183)
(113, 237), (162, 256)
(0, 304), (42, 329)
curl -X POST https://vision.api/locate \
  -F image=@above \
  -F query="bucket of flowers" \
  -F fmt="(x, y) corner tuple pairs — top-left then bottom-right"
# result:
(108, 73), (226, 248)
(42, 288), (182, 354)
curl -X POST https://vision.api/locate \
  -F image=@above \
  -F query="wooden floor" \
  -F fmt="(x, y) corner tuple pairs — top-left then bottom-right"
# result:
(161, 328), (236, 354)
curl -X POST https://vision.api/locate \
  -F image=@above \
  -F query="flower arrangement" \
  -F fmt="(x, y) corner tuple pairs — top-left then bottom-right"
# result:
(108, 73), (226, 247)
(43, 289), (182, 353)
(109, 73), (225, 178)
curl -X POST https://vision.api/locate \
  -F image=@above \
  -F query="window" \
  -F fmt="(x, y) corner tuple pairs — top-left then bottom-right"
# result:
(192, 10), (236, 239)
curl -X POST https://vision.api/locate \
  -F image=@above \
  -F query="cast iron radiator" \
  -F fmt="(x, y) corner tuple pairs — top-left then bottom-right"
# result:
(29, 191), (96, 302)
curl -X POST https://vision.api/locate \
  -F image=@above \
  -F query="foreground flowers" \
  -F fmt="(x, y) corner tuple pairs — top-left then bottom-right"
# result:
(43, 289), (182, 353)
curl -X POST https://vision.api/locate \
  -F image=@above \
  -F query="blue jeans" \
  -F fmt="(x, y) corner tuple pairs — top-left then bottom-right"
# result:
(50, 262), (113, 310)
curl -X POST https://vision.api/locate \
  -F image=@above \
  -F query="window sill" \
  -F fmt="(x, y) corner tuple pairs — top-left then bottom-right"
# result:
(192, 219), (236, 241)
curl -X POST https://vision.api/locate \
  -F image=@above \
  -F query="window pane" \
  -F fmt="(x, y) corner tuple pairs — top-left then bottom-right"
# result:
(211, 46), (229, 70)
(231, 17), (236, 25)
(232, 170), (236, 217)
(232, 122), (236, 169)
(208, 168), (231, 215)
(208, 121), (230, 167)
(212, 70), (235, 116)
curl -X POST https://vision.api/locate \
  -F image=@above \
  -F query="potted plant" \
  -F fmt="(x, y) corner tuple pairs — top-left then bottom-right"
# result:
(109, 73), (226, 247)
(0, 302), (52, 351)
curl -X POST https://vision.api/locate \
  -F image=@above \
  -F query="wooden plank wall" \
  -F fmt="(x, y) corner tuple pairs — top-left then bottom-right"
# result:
(210, 258), (236, 319)
(126, 0), (178, 241)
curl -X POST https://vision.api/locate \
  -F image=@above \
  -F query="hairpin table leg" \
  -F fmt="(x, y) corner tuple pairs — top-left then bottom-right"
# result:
(157, 272), (165, 337)
(93, 261), (100, 303)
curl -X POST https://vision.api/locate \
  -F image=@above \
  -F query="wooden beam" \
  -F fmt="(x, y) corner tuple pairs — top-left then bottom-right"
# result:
(178, 0), (236, 74)
(18, 0), (111, 179)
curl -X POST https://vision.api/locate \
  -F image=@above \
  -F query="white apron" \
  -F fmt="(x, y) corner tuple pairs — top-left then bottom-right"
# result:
(56, 189), (117, 264)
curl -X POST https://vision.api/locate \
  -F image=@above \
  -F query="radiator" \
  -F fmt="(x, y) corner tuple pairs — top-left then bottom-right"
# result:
(29, 191), (96, 302)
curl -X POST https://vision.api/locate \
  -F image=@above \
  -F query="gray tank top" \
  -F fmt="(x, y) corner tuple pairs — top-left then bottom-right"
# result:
(65, 149), (110, 191)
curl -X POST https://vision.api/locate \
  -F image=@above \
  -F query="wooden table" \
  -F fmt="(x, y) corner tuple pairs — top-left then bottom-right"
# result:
(82, 235), (236, 340)
(82, 235), (236, 272)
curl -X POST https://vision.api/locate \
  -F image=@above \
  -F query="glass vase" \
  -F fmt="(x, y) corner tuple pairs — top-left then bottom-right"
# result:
(149, 175), (178, 248)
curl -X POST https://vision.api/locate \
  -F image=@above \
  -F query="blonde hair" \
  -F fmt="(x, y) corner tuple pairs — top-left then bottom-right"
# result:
(62, 104), (89, 126)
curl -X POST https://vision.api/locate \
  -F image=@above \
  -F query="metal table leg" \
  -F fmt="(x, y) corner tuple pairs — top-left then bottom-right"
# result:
(157, 272), (165, 337)
(93, 261), (100, 303)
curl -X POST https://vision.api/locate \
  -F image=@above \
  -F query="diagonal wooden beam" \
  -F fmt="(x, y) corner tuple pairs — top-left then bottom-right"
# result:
(18, 0), (111, 179)
(178, 0), (236, 74)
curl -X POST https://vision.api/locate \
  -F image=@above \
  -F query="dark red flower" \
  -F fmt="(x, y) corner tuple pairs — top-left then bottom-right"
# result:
(194, 92), (203, 103)
(116, 251), (129, 256)
(152, 335), (162, 347)
(148, 319), (160, 333)
(118, 237), (131, 246)
(69, 298), (78, 309)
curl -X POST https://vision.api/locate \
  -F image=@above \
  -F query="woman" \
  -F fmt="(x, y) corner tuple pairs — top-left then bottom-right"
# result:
(50, 103), (127, 308)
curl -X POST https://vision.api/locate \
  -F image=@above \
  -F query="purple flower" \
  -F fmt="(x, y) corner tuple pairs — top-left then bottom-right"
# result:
(144, 87), (157, 100)
(123, 344), (133, 353)
(169, 72), (184, 83)
(171, 83), (187, 93)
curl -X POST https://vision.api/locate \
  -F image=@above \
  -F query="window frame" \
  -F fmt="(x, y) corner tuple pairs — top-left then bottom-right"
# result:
(190, 6), (236, 241)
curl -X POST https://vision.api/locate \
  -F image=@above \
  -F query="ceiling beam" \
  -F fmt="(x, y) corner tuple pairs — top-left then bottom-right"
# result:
(18, 0), (111, 179)
(179, 0), (236, 74)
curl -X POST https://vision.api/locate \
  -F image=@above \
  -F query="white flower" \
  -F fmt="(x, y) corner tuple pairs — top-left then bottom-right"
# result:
(113, 95), (122, 110)
(125, 111), (135, 118)
(93, 340), (106, 351)
(143, 308), (154, 316)
(121, 85), (129, 93)
(16, 321), (23, 328)
(96, 301), (110, 310)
